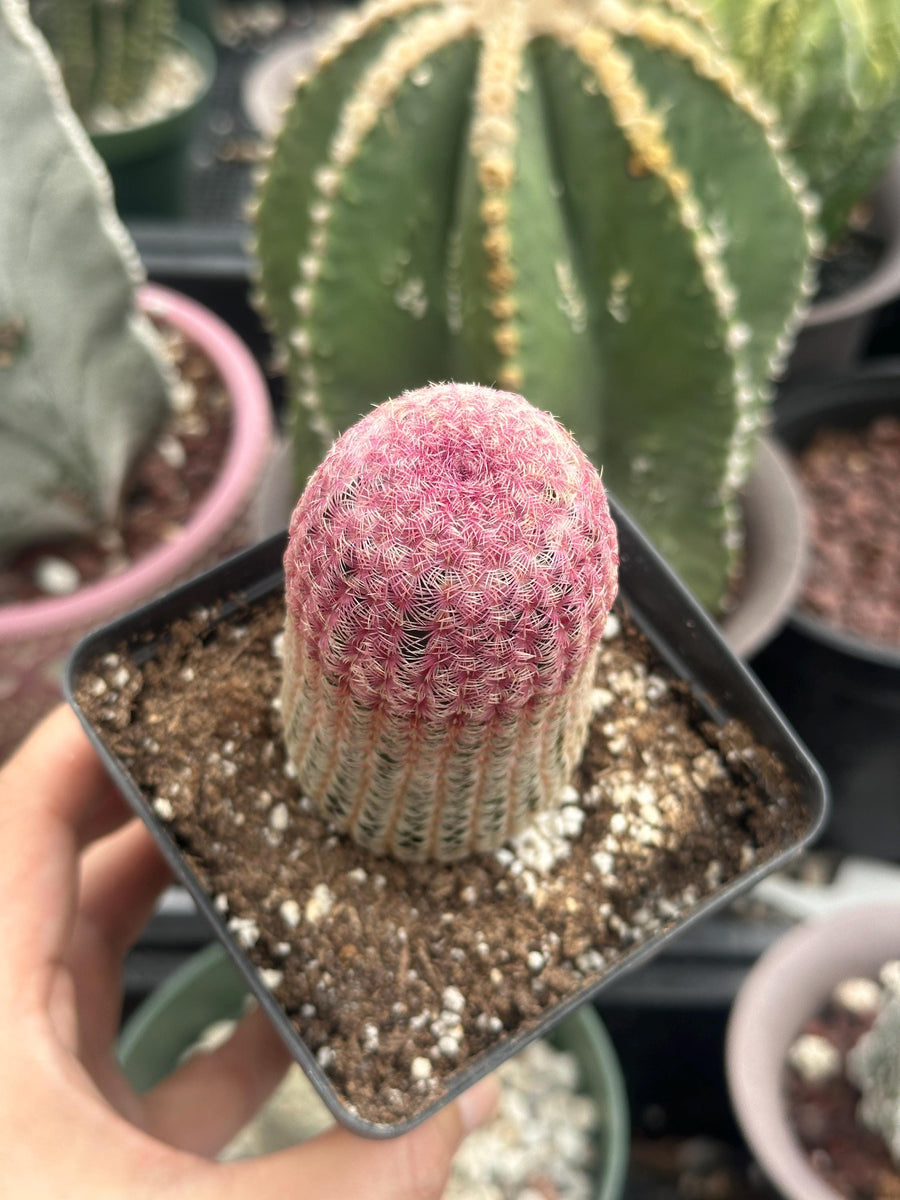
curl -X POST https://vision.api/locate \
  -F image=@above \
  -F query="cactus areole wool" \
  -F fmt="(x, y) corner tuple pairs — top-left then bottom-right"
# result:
(282, 383), (619, 862)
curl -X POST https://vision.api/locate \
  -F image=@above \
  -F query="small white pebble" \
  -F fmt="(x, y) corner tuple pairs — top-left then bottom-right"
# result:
(112, 666), (130, 688)
(592, 850), (614, 876)
(362, 1022), (380, 1052)
(527, 951), (546, 973)
(228, 917), (260, 950)
(34, 556), (81, 596)
(152, 797), (174, 821)
(833, 977), (884, 1017)
(279, 899), (301, 928)
(411, 1056), (433, 1081)
(438, 1035), (460, 1057)
(787, 1033), (841, 1085)
(460, 884), (478, 905)
(157, 434), (187, 469)
(603, 613), (621, 640)
(88, 677), (108, 697)
(268, 802), (289, 833)
(271, 630), (285, 659)
(609, 813), (628, 836)
(591, 687), (614, 712)
(305, 883), (334, 925)
(442, 986), (466, 1014)
(316, 1046), (335, 1070)
(283, 758), (298, 780)
(180, 667), (195, 682)
(259, 969), (283, 990)
(300, 1003), (316, 1018)
(213, 894), (228, 914)
(347, 867), (367, 884)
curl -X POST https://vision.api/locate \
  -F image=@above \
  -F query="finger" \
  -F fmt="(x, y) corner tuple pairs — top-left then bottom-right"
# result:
(78, 822), (172, 957)
(0, 707), (130, 1005)
(205, 1074), (501, 1200)
(139, 1007), (293, 1157)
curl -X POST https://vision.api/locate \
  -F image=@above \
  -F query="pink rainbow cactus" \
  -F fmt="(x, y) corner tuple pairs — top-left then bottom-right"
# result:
(281, 382), (619, 862)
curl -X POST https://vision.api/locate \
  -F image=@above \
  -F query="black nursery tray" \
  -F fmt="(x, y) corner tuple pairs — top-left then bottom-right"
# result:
(66, 505), (827, 1139)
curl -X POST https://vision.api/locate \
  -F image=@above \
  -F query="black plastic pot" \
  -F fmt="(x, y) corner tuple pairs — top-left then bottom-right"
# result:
(91, 22), (215, 218)
(66, 509), (827, 1139)
(752, 369), (900, 860)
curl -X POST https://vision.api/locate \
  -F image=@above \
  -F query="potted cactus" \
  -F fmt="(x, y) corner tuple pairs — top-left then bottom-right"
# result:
(727, 901), (900, 1200)
(249, 0), (821, 650)
(709, 0), (900, 377)
(30, 0), (215, 215)
(68, 380), (824, 1135)
(0, 0), (272, 761)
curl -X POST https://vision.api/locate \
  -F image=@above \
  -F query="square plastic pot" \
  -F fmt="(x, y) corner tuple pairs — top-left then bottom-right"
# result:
(66, 503), (829, 1138)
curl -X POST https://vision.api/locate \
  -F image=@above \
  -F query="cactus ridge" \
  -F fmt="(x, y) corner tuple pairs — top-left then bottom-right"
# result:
(281, 382), (618, 862)
(254, 0), (820, 611)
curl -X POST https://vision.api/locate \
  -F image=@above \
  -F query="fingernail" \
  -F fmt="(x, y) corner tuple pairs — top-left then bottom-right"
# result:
(457, 1073), (501, 1133)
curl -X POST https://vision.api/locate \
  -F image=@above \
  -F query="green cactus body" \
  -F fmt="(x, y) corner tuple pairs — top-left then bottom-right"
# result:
(709, 0), (900, 242)
(253, 0), (819, 612)
(31, 0), (175, 121)
(0, 0), (170, 558)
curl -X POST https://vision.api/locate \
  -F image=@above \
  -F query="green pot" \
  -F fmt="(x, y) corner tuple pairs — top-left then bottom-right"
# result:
(90, 22), (215, 218)
(119, 943), (631, 1200)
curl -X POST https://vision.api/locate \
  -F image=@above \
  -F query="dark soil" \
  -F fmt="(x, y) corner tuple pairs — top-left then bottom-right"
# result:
(795, 416), (900, 647)
(815, 226), (885, 305)
(77, 597), (806, 1128)
(0, 322), (231, 606)
(785, 1000), (899, 1200)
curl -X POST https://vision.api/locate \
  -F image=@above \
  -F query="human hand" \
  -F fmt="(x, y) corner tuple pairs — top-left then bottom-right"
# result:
(0, 707), (499, 1199)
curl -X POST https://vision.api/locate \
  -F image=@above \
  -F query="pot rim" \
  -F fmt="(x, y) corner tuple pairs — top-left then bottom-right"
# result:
(775, 370), (900, 669)
(807, 151), (900, 327)
(726, 901), (900, 1200)
(0, 283), (273, 639)
(719, 435), (807, 660)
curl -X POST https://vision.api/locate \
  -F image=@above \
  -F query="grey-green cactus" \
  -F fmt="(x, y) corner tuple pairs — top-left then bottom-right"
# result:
(252, 0), (820, 612)
(847, 990), (900, 1167)
(30, 0), (175, 122)
(0, 0), (170, 559)
(708, 0), (900, 243)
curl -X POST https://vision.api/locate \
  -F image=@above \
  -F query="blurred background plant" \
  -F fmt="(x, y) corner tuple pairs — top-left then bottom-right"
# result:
(707, 0), (900, 245)
(30, 0), (177, 126)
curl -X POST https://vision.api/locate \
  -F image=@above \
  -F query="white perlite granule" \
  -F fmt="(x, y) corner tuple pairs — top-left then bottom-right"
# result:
(787, 1033), (841, 1085)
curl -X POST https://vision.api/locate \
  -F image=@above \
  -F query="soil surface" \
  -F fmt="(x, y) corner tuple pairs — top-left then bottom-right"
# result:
(0, 323), (232, 606)
(78, 597), (807, 1127)
(785, 990), (900, 1200)
(795, 416), (900, 647)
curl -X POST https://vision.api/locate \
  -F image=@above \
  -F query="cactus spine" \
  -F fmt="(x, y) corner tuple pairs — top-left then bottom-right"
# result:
(253, 0), (820, 612)
(281, 383), (619, 863)
(30, 0), (175, 122)
(0, 0), (170, 558)
(708, 0), (900, 243)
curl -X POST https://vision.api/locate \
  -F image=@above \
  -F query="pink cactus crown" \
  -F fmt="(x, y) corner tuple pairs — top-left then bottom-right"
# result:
(284, 383), (619, 723)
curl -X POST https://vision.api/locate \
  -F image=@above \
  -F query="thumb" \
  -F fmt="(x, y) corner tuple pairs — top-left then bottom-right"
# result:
(203, 1073), (501, 1200)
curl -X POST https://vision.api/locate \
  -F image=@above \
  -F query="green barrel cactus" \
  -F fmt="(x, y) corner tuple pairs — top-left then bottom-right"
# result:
(30, 0), (175, 122)
(252, 0), (820, 612)
(709, 0), (900, 244)
(0, 0), (170, 558)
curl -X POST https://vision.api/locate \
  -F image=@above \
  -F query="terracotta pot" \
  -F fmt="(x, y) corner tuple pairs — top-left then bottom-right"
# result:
(260, 433), (806, 662)
(726, 901), (900, 1200)
(0, 283), (273, 762)
(787, 151), (900, 381)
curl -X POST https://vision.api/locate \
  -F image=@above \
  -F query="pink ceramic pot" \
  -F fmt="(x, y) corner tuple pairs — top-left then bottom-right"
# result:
(0, 283), (273, 762)
(727, 902), (900, 1200)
